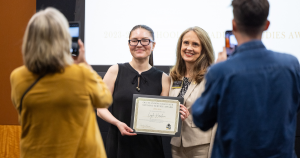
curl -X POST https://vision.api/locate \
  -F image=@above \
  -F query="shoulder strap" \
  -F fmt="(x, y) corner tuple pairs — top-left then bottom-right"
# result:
(19, 74), (45, 114)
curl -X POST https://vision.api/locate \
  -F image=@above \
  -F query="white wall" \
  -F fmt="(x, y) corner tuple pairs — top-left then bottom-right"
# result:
(85, 0), (300, 65)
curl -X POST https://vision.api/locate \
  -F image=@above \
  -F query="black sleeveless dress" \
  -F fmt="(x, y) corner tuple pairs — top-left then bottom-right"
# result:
(106, 63), (165, 158)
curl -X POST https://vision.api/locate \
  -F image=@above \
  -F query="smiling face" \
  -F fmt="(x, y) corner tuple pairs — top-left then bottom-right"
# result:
(129, 28), (155, 60)
(180, 31), (202, 64)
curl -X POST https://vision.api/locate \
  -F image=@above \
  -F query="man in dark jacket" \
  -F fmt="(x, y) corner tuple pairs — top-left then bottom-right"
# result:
(192, 0), (300, 158)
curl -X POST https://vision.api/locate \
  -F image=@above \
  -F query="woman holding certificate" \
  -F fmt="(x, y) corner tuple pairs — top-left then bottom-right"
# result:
(169, 27), (217, 158)
(97, 25), (171, 158)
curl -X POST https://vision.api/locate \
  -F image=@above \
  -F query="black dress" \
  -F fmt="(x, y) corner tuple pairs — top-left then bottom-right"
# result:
(106, 63), (165, 158)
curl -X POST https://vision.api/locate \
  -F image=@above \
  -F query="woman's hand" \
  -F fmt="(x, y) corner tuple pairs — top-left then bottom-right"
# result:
(180, 104), (190, 121)
(72, 39), (93, 70)
(72, 39), (87, 64)
(116, 122), (137, 136)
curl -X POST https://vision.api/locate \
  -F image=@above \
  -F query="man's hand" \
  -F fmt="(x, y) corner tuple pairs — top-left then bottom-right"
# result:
(216, 47), (228, 63)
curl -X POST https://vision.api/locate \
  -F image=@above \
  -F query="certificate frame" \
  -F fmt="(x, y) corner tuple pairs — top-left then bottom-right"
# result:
(130, 94), (183, 137)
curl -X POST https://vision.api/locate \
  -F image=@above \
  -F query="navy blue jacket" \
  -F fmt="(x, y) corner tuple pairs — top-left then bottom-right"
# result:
(192, 40), (300, 158)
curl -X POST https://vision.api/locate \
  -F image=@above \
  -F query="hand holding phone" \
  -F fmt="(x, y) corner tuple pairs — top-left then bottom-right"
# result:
(225, 31), (238, 56)
(72, 39), (93, 70)
(216, 47), (227, 63)
(72, 39), (86, 63)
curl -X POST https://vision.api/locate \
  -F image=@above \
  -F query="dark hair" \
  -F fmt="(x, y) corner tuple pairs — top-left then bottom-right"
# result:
(129, 25), (154, 66)
(232, 0), (269, 36)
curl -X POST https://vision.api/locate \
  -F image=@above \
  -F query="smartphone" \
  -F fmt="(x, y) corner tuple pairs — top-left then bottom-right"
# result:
(69, 22), (80, 56)
(225, 30), (238, 56)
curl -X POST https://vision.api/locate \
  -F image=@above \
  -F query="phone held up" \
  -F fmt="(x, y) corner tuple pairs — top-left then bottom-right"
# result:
(69, 22), (80, 56)
(225, 30), (238, 56)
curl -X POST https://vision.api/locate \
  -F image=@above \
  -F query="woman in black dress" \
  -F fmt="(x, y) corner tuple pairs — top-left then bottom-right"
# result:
(97, 25), (185, 158)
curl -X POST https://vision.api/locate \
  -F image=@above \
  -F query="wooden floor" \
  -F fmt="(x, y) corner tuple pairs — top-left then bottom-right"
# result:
(0, 125), (21, 158)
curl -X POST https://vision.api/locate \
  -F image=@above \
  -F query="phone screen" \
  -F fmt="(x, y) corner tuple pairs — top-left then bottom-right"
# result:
(225, 31), (238, 56)
(69, 22), (80, 56)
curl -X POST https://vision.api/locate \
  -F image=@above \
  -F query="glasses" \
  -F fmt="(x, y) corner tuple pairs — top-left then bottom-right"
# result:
(128, 39), (154, 46)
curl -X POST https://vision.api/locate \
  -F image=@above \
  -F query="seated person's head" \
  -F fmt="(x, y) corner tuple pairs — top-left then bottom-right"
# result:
(232, 0), (270, 38)
(22, 7), (73, 75)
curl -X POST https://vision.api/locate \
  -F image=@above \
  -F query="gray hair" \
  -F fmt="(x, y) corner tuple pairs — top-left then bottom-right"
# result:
(22, 7), (73, 75)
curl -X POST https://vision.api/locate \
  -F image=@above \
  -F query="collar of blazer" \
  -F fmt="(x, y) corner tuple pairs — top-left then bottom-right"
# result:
(182, 81), (198, 106)
(171, 78), (199, 106)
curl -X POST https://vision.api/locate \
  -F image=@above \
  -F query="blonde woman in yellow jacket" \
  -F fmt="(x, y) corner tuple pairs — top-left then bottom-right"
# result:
(10, 8), (112, 158)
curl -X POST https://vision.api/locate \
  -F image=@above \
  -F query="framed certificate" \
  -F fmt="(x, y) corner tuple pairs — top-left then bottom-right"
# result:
(130, 94), (183, 137)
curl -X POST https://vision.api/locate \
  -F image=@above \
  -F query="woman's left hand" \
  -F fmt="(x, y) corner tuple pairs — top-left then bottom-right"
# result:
(180, 104), (189, 121)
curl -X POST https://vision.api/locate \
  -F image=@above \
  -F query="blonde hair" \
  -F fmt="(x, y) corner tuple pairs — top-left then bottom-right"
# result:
(170, 26), (215, 84)
(22, 7), (73, 75)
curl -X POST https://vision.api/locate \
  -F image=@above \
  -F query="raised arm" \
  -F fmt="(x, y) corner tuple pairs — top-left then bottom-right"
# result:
(192, 71), (220, 131)
(97, 65), (136, 136)
(75, 39), (112, 108)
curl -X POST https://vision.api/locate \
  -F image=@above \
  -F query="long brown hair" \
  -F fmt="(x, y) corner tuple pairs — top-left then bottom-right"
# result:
(129, 25), (154, 66)
(170, 26), (215, 84)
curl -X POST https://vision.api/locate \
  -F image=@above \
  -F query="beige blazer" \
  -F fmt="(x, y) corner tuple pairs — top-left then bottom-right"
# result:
(169, 78), (217, 155)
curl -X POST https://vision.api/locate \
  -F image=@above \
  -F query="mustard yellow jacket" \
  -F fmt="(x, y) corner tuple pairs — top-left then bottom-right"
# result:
(10, 64), (112, 158)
